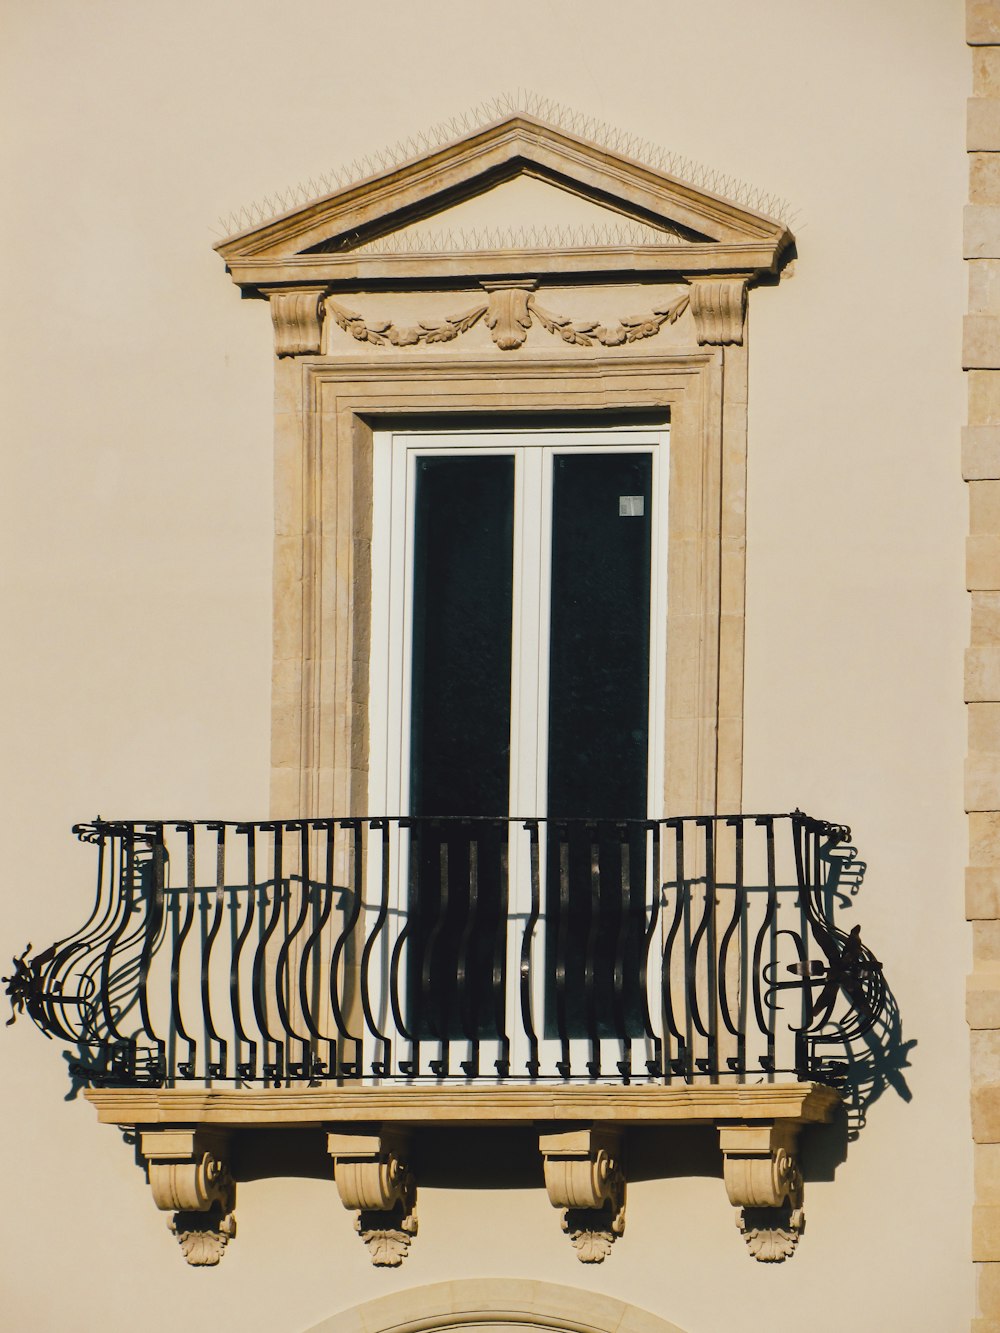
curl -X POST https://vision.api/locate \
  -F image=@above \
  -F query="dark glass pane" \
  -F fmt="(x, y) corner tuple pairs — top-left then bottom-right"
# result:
(547, 451), (652, 818)
(545, 452), (652, 1039)
(409, 454), (514, 817)
(408, 455), (514, 1040)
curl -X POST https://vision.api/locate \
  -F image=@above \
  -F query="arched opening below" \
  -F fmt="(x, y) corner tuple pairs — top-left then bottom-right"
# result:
(303, 1278), (690, 1333)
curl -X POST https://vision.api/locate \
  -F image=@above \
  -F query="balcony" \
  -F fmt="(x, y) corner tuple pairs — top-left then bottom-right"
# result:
(7, 811), (885, 1266)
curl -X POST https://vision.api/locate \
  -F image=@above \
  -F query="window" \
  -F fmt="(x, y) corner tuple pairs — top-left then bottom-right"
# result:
(369, 425), (668, 1068)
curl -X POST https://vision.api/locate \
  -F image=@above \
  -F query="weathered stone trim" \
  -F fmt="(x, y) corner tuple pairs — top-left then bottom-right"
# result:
(269, 351), (746, 822)
(300, 1278), (690, 1333)
(967, 5), (1000, 1327)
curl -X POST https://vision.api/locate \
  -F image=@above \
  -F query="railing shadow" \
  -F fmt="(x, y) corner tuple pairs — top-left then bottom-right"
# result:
(808, 841), (915, 1143)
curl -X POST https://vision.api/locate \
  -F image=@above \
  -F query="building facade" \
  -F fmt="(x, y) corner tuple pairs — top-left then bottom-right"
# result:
(0, 3), (976, 1330)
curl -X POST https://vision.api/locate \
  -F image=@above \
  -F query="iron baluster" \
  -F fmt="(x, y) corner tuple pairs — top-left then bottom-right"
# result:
(165, 825), (197, 1080)
(296, 821), (334, 1058)
(135, 826), (166, 1083)
(661, 820), (688, 1079)
(328, 819), (364, 1078)
(391, 817), (420, 1076)
(254, 823), (286, 1085)
(553, 823), (572, 1078)
(519, 819), (541, 1078)
(200, 824), (228, 1081)
(637, 820), (663, 1079)
(584, 823), (602, 1078)
(717, 817), (745, 1077)
(612, 823), (632, 1078)
(359, 819), (393, 1077)
(230, 824), (258, 1081)
(491, 824), (510, 1077)
(456, 821), (482, 1074)
(751, 816), (778, 1078)
(424, 828), (451, 1076)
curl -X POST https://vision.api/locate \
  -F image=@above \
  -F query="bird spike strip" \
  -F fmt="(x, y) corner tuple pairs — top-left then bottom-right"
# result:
(215, 90), (795, 240)
(351, 221), (687, 256)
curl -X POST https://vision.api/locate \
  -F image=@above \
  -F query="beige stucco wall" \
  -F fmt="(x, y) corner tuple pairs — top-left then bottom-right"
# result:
(0, 2), (969, 1331)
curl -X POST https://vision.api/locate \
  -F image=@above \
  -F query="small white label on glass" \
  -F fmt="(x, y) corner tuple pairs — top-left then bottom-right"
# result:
(619, 495), (644, 517)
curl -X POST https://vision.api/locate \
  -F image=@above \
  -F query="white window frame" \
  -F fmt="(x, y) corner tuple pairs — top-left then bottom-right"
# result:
(368, 423), (670, 821)
(366, 423), (669, 1079)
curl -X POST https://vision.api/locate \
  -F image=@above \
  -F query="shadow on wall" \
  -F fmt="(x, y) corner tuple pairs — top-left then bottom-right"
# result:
(809, 841), (916, 1143)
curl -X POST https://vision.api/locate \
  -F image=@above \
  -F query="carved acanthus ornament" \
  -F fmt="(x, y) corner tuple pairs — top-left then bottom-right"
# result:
(688, 277), (747, 345)
(719, 1123), (805, 1262)
(481, 279), (536, 349)
(265, 286), (327, 356)
(327, 1129), (417, 1266)
(540, 1128), (626, 1263)
(169, 1210), (237, 1265)
(327, 287), (690, 352)
(141, 1130), (236, 1266)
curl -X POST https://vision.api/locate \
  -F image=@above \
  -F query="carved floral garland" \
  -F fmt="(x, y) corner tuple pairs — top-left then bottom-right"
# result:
(328, 290), (689, 351)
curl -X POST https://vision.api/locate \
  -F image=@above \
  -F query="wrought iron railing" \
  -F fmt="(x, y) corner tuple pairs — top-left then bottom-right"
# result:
(5, 813), (884, 1089)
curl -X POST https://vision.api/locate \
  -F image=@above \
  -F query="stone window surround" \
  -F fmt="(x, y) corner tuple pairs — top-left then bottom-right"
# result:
(269, 344), (748, 824)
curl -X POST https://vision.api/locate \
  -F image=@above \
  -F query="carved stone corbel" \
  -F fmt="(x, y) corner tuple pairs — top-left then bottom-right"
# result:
(539, 1127), (625, 1262)
(688, 277), (748, 345)
(327, 1128), (416, 1266)
(718, 1122), (804, 1261)
(264, 286), (327, 356)
(481, 280), (538, 349)
(140, 1129), (236, 1266)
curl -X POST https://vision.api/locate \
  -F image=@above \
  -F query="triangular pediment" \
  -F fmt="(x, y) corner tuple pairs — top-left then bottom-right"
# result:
(216, 108), (792, 285)
(335, 174), (692, 256)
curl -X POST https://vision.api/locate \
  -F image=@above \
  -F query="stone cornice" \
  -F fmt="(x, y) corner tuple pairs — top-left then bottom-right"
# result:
(225, 242), (780, 290)
(216, 115), (790, 265)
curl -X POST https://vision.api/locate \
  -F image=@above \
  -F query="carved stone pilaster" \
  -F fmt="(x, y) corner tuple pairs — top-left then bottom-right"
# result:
(327, 1129), (416, 1266)
(688, 277), (748, 345)
(481, 280), (538, 349)
(140, 1129), (236, 1266)
(264, 286), (327, 356)
(719, 1122), (804, 1261)
(540, 1127), (625, 1262)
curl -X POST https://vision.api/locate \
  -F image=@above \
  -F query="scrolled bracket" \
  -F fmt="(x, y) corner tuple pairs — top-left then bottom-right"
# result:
(140, 1129), (236, 1267)
(263, 286), (328, 356)
(719, 1122), (804, 1262)
(327, 1128), (416, 1266)
(688, 276), (748, 345)
(540, 1127), (625, 1263)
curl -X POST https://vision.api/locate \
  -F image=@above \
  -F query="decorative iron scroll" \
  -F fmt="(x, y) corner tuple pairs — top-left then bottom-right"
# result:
(7, 812), (886, 1089)
(327, 290), (690, 352)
